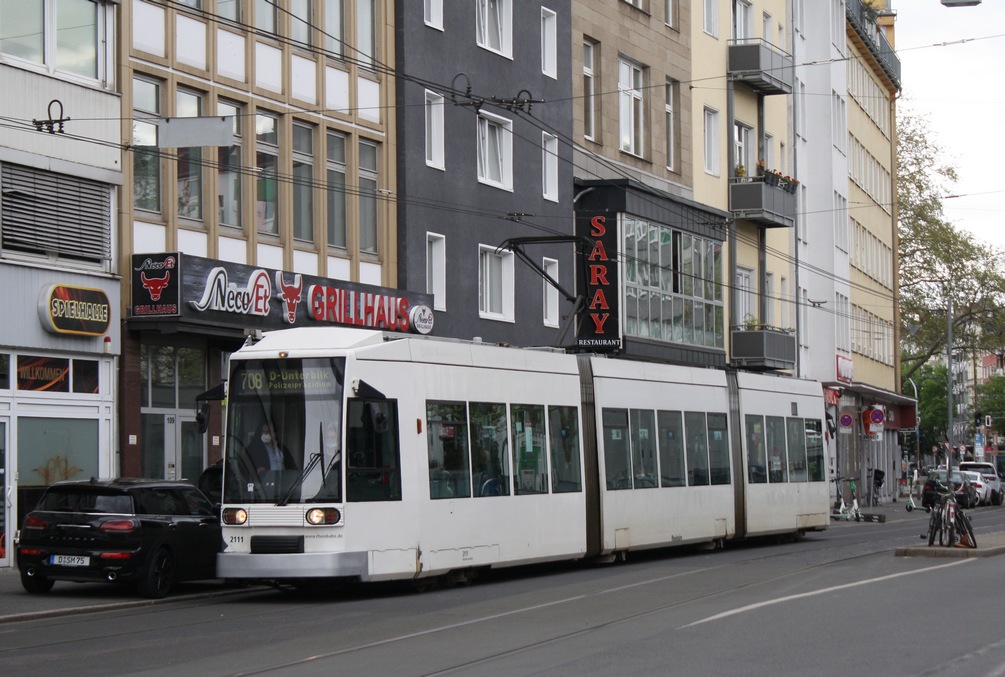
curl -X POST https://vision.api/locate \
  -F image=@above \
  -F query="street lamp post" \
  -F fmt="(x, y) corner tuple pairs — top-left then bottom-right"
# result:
(907, 377), (920, 490)
(948, 297), (955, 477)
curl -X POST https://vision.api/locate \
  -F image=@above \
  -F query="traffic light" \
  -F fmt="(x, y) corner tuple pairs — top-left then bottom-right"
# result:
(976, 411), (983, 426)
(987, 415), (994, 428)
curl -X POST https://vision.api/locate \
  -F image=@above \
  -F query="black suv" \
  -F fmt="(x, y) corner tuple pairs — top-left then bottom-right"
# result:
(15, 478), (222, 598)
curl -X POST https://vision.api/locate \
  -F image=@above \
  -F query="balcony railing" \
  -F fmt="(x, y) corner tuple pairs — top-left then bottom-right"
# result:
(731, 327), (796, 370)
(727, 39), (793, 95)
(729, 176), (796, 229)
(846, 0), (902, 88)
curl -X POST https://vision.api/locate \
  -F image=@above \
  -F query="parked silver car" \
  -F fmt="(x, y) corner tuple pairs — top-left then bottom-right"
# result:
(959, 461), (1003, 505)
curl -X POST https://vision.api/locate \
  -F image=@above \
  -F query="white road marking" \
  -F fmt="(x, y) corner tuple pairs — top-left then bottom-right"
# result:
(679, 559), (973, 628)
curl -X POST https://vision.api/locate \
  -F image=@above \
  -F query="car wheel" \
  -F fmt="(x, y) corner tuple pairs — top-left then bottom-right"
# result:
(20, 569), (55, 594)
(138, 547), (176, 599)
(995, 490), (1003, 506)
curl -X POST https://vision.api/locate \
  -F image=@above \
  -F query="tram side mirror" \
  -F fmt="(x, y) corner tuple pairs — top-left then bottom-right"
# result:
(196, 402), (210, 434)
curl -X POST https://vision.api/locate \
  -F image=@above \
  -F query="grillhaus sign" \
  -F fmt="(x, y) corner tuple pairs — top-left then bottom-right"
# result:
(130, 253), (434, 334)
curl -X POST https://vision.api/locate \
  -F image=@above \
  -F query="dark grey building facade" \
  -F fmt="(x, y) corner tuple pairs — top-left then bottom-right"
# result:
(395, 1), (574, 347)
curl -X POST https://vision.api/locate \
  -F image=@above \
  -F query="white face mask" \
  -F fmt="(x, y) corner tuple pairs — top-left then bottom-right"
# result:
(261, 433), (273, 444)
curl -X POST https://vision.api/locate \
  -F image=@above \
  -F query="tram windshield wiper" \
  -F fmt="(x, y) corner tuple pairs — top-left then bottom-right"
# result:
(277, 452), (322, 506)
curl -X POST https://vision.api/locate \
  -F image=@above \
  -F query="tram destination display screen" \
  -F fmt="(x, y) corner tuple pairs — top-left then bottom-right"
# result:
(230, 359), (344, 397)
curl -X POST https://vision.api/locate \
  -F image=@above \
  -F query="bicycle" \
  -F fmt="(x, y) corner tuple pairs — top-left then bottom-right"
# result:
(924, 483), (977, 548)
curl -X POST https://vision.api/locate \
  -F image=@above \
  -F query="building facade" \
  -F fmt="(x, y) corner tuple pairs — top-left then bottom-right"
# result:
(396, 0), (575, 347)
(795, 0), (906, 501)
(0, 0), (123, 566)
(118, 1), (413, 485)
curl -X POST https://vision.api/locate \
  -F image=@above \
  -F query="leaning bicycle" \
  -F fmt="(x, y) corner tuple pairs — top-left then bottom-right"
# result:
(925, 483), (976, 548)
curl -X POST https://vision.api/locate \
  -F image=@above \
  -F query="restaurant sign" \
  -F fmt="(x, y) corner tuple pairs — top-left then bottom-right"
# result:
(574, 212), (622, 351)
(131, 253), (434, 334)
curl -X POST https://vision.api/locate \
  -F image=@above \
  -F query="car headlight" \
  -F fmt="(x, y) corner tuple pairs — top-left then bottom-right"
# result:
(305, 508), (341, 525)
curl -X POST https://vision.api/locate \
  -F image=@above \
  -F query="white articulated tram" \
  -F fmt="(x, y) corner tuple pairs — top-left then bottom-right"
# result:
(217, 327), (830, 584)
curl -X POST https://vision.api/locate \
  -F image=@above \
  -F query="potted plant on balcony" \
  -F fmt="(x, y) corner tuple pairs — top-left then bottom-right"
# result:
(736, 164), (746, 177)
(763, 168), (782, 187)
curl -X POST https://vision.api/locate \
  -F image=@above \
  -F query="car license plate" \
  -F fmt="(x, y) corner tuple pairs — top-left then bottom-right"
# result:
(50, 555), (89, 567)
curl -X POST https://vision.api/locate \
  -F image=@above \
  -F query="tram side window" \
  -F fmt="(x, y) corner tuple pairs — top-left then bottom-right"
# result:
(511, 404), (548, 494)
(657, 410), (686, 487)
(766, 416), (788, 483)
(745, 415), (767, 484)
(684, 412), (710, 486)
(426, 402), (472, 499)
(602, 408), (631, 490)
(805, 419), (825, 481)
(470, 402), (511, 497)
(786, 417), (808, 482)
(707, 413), (730, 485)
(346, 399), (401, 502)
(549, 405), (582, 493)
(629, 409), (658, 489)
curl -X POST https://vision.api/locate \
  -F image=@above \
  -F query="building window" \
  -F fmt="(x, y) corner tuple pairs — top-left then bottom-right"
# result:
(736, 266), (753, 326)
(427, 232), (446, 311)
(583, 40), (597, 141)
(358, 140), (379, 253)
(425, 90), (445, 169)
(477, 111), (513, 190)
(543, 258), (559, 327)
(623, 218), (723, 348)
(1, 163), (111, 263)
(541, 8), (557, 79)
(0, 0), (107, 81)
(324, 0), (344, 57)
(326, 131), (347, 248)
(292, 122), (315, 242)
(618, 58), (644, 156)
(132, 76), (161, 214)
(762, 12), (773, 45)
(733, 122), (751, 174)
(255, 0), (276, 33)
(218, 0), (239, 22)
(357, 0), (375, 68)
(217, 100), (242, 229)
(542, 132), (558, 202)
(665, 79), (677, 171)
(665, 0), (676, 27)
(291, 0), (312, 46)
(703, 0), (718, 37)
(732, 0), (752, 40)
(424, 0), (443, 29)
(476, 0), (512, 57)
(703, 107), (720, 175)
(479, 245), (514, 321)
(176, 89), (204, 222)
(256, 112), (279, 236)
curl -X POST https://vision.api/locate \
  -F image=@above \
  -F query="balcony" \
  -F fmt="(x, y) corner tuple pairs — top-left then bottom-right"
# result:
(727, 39), (793, 95)
(731, 327), (796, 371)
(846, 0), (902, 89)
(729, 176), (796, 229)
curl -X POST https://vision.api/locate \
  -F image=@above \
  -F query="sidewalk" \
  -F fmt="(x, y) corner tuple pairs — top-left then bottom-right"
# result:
(837, 493), (1005, 559)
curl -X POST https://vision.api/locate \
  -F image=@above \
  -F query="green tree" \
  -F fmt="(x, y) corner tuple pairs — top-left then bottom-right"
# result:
(977, 375), (1005, 438)
(898, 109), (1005, 384)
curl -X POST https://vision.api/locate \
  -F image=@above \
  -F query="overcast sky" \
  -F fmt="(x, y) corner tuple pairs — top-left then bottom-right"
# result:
(894, 1), (1005, 250)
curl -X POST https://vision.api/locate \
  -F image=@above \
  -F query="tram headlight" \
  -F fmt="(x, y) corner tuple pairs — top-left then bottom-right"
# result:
(222, 508), (248, 525)
(306, 507), (341, 525)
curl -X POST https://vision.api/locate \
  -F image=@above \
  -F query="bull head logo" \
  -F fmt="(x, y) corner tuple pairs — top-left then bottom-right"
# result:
(275, 272), (303, 324)
(140, 271), (171, 301)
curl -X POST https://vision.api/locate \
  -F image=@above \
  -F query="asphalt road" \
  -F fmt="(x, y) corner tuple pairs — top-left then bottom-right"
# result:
(2, 499), (1004, 676)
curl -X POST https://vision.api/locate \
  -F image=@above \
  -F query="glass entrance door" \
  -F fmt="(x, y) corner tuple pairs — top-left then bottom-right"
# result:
(141, 413), (205, 481)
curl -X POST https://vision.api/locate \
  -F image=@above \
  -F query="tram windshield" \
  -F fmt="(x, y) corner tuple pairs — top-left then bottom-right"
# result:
(223, 357), (346, 505)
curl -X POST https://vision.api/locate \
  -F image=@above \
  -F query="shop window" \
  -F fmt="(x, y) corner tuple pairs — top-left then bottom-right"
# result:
(72, 360), (99, 394)
(0, 354), (9, 389)
(19, 418), (98, 487)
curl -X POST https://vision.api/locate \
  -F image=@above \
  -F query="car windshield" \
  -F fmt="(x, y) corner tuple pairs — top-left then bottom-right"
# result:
(930, 471), (964, 484)
(38, 489), (133, 514)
